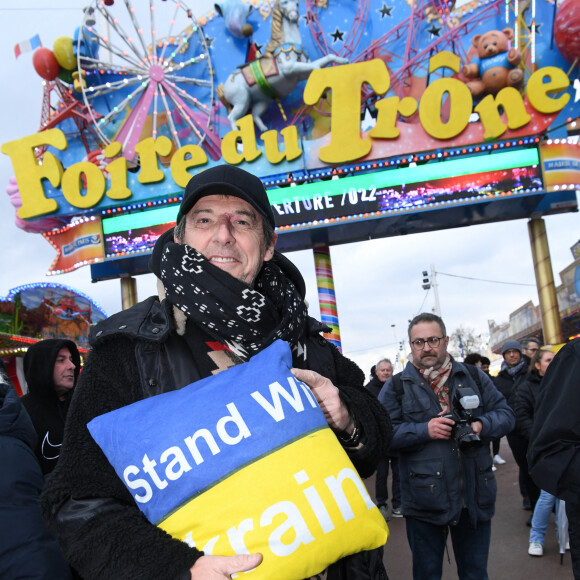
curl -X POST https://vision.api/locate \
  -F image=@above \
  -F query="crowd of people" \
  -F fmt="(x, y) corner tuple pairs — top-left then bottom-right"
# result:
(0, 165), (578, 580)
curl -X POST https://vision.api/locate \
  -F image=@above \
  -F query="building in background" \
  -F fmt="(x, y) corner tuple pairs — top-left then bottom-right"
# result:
(489, 242), (580, 355)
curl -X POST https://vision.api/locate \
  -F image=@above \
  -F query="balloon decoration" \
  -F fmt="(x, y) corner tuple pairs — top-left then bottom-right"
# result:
(32, 47), (60, 81)
(554, 0), (580, 64)
(53, 36), (76, 70)
(31, 37), (78, 85)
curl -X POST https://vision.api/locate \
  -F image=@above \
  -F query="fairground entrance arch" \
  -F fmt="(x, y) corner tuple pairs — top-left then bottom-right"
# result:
(2, 0), (579, 347)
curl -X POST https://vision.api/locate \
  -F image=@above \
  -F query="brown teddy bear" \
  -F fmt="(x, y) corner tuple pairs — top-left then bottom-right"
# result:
(462, 28), (524, 98)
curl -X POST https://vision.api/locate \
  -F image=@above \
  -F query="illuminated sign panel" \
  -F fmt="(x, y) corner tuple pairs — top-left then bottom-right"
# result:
(99, 146), (550, 259)
(269, 148), (541, 229)
(102, 206), (177, 258)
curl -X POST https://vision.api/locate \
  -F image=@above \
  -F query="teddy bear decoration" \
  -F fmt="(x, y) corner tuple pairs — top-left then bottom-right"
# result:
(462, 28), (524, 99)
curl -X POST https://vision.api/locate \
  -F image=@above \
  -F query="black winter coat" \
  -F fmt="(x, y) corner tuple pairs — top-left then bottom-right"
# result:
(528, 338), (580, 503)
(365, 376), (385, 399)
(514, 370), (542, 439)
(0, 374), (71, 579)
(492, 364), (527, 412)
(42, 296), (392, 580)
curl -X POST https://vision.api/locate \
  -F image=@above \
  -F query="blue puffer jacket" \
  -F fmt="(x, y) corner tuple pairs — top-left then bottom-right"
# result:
(0, 373), (71, 579)
(379, 359), (515, 527)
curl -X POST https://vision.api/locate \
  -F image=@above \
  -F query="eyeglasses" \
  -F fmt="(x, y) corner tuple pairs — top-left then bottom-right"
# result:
(410, 336), (445, 350)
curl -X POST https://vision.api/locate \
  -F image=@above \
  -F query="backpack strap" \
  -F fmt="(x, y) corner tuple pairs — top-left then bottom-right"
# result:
(391, 372), (404, 403)
(463, 363), (483, 391)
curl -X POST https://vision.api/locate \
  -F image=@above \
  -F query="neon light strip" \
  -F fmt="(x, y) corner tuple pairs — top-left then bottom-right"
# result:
(266, 149), (539, 205)
(102, 149), (539, 233)
(102, 205), (177, 234)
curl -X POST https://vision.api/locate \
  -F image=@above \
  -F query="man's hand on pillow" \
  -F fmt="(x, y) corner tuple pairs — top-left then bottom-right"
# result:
(190, 553), (262, 579)
(291, 368), (353, 433)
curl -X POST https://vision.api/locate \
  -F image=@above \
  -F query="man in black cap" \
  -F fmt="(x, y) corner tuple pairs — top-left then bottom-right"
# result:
(42, 165), (391, 580)
(20, 339), (81, 476)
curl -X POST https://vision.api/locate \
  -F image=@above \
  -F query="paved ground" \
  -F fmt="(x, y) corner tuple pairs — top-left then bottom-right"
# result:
(363, 441), (574, 579)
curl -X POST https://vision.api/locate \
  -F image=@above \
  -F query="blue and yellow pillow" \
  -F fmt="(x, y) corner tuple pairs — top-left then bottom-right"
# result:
(88, 340), (388, 579)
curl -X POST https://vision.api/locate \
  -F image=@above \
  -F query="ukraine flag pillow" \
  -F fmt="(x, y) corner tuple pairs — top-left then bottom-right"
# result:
(88, 340), (388, 580)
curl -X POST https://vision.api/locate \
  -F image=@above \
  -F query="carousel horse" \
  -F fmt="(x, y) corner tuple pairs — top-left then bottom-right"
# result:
(217, 0), (348, 132)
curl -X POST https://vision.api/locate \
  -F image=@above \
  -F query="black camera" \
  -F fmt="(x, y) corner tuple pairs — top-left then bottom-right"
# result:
(442, 386), (481, 456)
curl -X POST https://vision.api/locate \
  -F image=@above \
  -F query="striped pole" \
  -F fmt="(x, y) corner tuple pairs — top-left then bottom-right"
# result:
(313, 246), (342, 351)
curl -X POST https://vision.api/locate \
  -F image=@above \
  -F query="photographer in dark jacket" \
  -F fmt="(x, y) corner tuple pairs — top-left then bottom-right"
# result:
(380, 313), (514, 580)
(41, 165), (392, 580)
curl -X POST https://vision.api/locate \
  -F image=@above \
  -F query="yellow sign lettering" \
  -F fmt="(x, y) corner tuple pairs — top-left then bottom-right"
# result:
(135, 136), (173, 184)
(261, 125), (302, 164)
(303, 59), (390, 164)
(103, 142), (131, 200)
(61, 162), (106, 209)
(526, 66), (570, 114)
(1, 129), (66, 218)
(170, 145), (208, 188)
(475, 87), (531, 141)
(419, 77), (472, 140)
(221, 114), (262, 164)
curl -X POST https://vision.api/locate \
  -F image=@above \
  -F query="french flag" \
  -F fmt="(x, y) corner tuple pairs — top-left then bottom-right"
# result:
(14, 34), (42, 59)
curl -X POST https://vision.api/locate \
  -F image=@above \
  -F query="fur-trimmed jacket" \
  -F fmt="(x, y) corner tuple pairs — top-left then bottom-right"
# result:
(41, 295), (392, 580)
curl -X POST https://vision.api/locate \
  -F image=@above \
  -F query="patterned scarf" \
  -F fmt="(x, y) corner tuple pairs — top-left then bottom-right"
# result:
(415, 355), (453, 412)
(157, 240), (308, 363)
(501, 357), (527, 377)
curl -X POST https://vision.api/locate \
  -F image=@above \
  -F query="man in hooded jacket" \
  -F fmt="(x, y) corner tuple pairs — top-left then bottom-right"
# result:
(20, 338), (81, 476)
(41, 164), (392, 580)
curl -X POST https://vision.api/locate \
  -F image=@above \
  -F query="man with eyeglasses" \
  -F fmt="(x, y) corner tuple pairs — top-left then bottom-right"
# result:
(521, 337), (541, 361)
(379, 312), (514, 580)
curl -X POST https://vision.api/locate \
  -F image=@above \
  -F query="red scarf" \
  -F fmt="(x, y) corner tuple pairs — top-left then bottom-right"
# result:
(415, 355), (453, 412)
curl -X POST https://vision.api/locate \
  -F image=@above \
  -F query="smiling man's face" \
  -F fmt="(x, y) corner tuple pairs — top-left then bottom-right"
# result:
(177, 195), (276, 285)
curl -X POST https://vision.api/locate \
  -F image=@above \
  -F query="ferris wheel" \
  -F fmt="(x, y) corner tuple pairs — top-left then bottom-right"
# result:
(76, 0), (221, 163)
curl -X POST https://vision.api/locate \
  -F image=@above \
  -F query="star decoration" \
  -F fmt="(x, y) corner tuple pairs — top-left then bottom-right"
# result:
(302, 12), (314, 25)
(378, 3), (394, 18)
(330, 27), (345, 43)
(532, 22), (542, 35)
(428, 24), (441, 37)
(204, 36), (215, 49)
(361, 107), (377, 132)
(254, 42), (263, 55)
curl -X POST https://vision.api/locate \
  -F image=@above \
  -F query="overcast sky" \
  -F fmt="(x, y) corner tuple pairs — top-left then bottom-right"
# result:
(1, 0), (578, 377)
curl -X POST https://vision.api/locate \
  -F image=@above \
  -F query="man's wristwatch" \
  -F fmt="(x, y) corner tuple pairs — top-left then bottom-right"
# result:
(336, 420), (362, 447)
